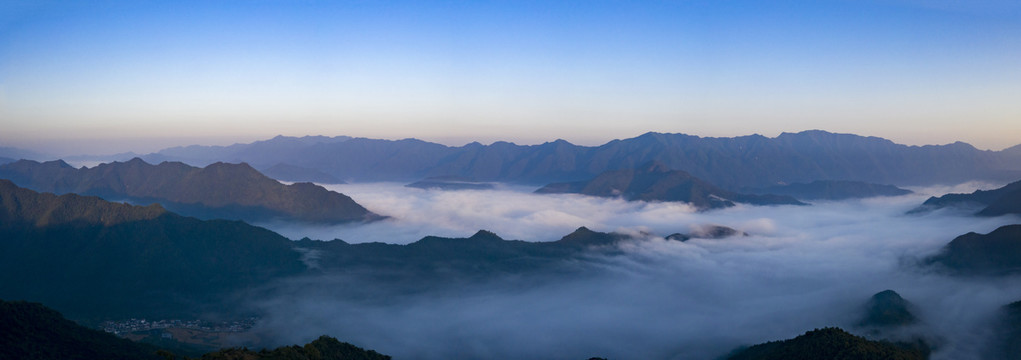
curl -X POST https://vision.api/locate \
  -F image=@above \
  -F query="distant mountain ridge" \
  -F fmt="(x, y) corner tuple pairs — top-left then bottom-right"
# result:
(0, 158), (380, 224)
(911, 179), (1021, 216)
(133, 130), (1021, 188)
(535, 162), (805, 210)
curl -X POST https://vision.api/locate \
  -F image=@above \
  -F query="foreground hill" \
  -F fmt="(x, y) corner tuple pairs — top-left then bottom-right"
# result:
(0, 158), (379, 224)
(201, 335), (390, 360)
(0, 299), (390, 360)
(987, 300), (1021, 360)
(0, 299), (163, 360)
(535, 162), (805, 210)
(911, 179), (1021, 216)
(0, 179), (307, 320)
(925, 224), (1021, 275)
(726, 327), (927, 360)
(139, 131), (1021, 188)
(749, 180), (912, 201)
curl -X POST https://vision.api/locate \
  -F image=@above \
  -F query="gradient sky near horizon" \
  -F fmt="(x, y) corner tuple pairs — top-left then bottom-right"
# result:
(1, 0), (1020, 155)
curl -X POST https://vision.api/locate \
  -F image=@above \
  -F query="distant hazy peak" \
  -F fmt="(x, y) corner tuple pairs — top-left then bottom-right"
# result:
(9, 159), (73, 168)
(135, 129), (1019, 187)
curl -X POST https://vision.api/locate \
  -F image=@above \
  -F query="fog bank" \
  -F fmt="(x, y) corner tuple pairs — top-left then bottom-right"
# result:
(251, 183), (1021, 359)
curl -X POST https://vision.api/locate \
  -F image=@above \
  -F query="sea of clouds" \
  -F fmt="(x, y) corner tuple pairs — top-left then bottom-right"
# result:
(250, 182), (1021, 360)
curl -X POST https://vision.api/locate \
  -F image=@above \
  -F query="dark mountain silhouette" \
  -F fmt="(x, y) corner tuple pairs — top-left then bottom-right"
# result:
(200, 335), (390, 360)
(925, 224), (1021, 275)
(666, 224), (746, 241)
(854, 290), (938, 355)
(535, 162), (805, 210)
(0, 299), (163, 360)
(0, 299), (390, 360)
(987, 300), (1021, 360)
(0, 158), (380, 224)
(978, 185), (1021, 217)
(406, 176), (496, 190)
(725, 327), (928, 360)
(859, 290), (917, 328)
(137, 131), (1021, 188)
(750, 180), (912, 201)
(0, 156), (13, 165)
(296, 227), (634, 280)
(911, 179), (1021, 216)
(0, 180), (307, 320)
(260, 163), (346, 184)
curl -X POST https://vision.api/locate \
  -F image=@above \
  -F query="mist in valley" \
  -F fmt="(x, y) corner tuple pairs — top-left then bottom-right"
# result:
(245, 182), (1021, 359)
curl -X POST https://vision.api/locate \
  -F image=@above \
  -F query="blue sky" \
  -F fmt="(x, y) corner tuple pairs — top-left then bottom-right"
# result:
(1, 0), (1020, 155)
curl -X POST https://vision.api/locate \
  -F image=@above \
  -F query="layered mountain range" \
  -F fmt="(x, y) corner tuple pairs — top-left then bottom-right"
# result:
(5, 172), (1021, 358)
(121, 131), (1021, 189)
(0, 158), (379, 224)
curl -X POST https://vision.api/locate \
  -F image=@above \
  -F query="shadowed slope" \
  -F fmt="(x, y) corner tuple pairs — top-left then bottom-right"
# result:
(725, 327), (927, 360)
(0, 299), (162, 360)
(911, 179), (1021, 216)
(0, 158), (379, 224)
(925, 224), (1021, 275)
(0, 180), (307, 320)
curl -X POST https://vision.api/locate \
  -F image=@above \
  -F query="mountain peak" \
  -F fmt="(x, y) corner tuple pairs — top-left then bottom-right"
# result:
(469, 229), (503, 241)
(859, 289), (917, 327)
(554, 227), (627, 247)
(572, 226), (592, 234)
(10, 159), (73, 169)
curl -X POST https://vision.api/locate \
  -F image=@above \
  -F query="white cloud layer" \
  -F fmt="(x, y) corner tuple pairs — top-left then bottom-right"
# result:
(251, 183), (1021, 359)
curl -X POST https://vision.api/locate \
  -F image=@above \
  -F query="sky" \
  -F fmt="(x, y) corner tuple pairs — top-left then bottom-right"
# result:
(1, 0), (1020, 155)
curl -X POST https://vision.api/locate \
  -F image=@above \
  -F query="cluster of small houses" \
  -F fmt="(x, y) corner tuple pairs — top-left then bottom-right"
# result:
(100, 317), (257, 336)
